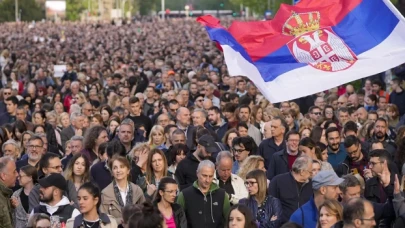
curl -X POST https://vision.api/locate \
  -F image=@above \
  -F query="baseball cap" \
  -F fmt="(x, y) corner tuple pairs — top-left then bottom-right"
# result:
(38, 173), (67, 191)
(198, 134), (220, 153)
(312, 170), (344, 190)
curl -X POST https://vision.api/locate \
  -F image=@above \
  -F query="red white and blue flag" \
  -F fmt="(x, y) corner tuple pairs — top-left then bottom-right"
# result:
(197, 0), (405, 103)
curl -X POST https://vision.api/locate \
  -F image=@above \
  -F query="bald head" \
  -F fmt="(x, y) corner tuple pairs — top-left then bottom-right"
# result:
(176, 107), (191, 127)
(348, 94), (359, 108)
(203, 99), (213, 110)
(338, 95), (348, 108)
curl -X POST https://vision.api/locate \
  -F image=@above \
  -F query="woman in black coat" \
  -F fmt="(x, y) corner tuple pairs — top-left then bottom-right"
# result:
(154, 177), (187, 228)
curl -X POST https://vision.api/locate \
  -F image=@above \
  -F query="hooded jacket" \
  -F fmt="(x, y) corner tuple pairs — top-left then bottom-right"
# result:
(31, 196), (80, 223)
(175, 153), (201, 190)
(205, 119), (229, 140)
(177, 181), (230, 228)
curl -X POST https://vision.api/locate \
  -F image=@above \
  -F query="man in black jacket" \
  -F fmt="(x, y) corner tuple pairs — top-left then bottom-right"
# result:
(267, 130), (301, 180)
(258, 117), (286, 170)
(175, 134), (220, 190)
(269, 155), (313, 224)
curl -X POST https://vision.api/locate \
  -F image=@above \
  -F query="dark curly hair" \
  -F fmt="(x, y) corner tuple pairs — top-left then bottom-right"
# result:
(83, 125), (107, 151)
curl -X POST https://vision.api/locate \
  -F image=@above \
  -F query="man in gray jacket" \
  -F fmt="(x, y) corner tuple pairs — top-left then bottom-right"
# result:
(28, 153), (78, 212)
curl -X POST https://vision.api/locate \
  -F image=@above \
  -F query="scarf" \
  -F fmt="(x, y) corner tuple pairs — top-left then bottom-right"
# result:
(113, 180), (133, 208)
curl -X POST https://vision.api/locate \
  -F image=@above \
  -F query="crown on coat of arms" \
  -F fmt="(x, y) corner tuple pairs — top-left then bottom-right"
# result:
(282, 11), (320, 36)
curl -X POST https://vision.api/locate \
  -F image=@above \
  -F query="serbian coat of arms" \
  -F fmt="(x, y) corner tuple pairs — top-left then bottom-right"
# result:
(282, 11), (357, 72)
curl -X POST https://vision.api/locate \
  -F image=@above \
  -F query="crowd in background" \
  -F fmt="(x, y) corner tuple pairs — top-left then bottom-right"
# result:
(0, 17), (403, 228)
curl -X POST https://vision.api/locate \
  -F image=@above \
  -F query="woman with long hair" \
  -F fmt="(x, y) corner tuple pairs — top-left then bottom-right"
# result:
(12, 120), (27, 144)
(137, 148), (169, 198)
(227, 204), (258, 228)
(148, 125), (166, 149)
(107, 116), (120, 140)
(386, 104), (400, 127)
(299, 137), (333, 171)
(90, 114), (103, 127)
(167, 144), (188, 176)
(317, 199), (343, 228)
(237, 156), (266, 181)
(128, 201), (166, 228)
(154, 177), (187, 228)
(310, 126), (327, 145)
(100, 156), (145, 223)
(100, 105), (113, 127)
(323, 105), (337, 122)
(82, 125), (109, 164)
(64, 154), (91, 191)
(239, 169), (282, 228)
(66, 182), (118, 228)
(32, 110), (58, 154)
(12, 165), (37, 228)
(20, 131), (34, 158)
(222, 129), (239, 150)
(251, 105), (264, 131)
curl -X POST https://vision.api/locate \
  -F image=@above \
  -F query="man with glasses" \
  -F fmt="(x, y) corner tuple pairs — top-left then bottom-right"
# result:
(268, 130), (301, 180)
(28, 153), (78, 212)
(290, 170), (344, 227)
(81, 102), (94, 117)
(269, 155), (313, 224)
(16, 136), (44, 171)
(231, 136), (255, 174)
(309, 106), (322, 126)
(364, 149), (395, 204)
(193, 95), (204, 109)
(336, 135), (368, 178)
(0, 87), (12, 115)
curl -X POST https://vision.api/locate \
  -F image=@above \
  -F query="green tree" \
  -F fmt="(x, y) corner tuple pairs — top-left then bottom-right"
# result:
(66, 0), (85, 21)
(0, 0), (43, 22)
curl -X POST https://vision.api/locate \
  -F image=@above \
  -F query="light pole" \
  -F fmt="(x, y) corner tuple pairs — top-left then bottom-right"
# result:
(15, 0), (18, 22)
(161, 0), (165, 20)
(185, 5), (190, 19)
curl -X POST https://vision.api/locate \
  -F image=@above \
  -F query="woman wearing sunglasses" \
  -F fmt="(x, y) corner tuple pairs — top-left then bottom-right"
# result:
(239, 169), (282, 228)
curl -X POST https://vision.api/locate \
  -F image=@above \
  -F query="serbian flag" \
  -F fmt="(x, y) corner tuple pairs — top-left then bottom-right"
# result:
(197, 0), (405, 103)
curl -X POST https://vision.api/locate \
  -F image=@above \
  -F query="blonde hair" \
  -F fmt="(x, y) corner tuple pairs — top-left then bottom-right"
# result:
(317, 200), (343, 228)
(108, 94), (121, 109)
(237, 155), (265, 180)
(53, 102), (64, 112)
(129, 142), (150, 160)
(57, 112), (70, 127)
(147, 125), (165, 147)
(264, 107), (283, 120)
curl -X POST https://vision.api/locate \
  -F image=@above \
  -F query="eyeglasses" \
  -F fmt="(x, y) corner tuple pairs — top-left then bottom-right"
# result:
(312, 112), (322, 115)
(196, 99), (204, 102)
(347, 146), (359, 156)
(28, 145), (43, 149)
(232, 148), (246, 153)
(368, 161), (382, 167)
(244, 181), (257, 187)
(325, 111), (333, 115)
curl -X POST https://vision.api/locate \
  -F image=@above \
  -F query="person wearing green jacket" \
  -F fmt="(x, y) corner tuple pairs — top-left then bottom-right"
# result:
(177, 160), (230, 228)
(0, 156), (19, 228)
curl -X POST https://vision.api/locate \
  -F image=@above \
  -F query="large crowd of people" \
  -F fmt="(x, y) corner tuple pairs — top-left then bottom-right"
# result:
(0, 16), (403, 228)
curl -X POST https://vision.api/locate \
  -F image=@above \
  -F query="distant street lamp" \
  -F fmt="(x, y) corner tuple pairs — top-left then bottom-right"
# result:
(185, 5), (190, 18)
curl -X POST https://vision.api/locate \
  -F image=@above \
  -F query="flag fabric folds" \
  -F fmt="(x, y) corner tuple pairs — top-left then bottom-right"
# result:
(197, 0), (405, 103)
